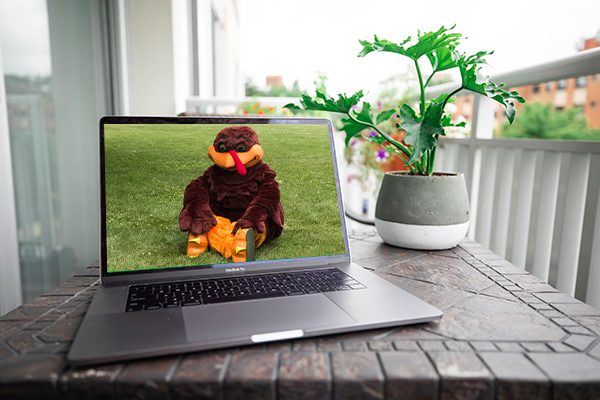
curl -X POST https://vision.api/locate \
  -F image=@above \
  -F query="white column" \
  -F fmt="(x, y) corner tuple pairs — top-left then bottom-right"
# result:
(126, 0), (177, 115)
(0, 46), (23, 315)
(196, 0), (216, 99)
(171, 0), (191, 114)
(47, 0), (108, 281)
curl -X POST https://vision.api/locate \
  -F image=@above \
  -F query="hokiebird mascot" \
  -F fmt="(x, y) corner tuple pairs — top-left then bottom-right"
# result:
(178, 126), (284, 262)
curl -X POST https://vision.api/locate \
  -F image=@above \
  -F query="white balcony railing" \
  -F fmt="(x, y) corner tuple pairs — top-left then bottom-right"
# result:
(186, 96), (297, 115)
(432, 47), (600, 308)
(436, 137), (600, 306)
(185, 47), (600, 308)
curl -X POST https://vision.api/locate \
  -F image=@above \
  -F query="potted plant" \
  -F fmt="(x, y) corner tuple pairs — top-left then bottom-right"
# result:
(285, 26), (524, 250)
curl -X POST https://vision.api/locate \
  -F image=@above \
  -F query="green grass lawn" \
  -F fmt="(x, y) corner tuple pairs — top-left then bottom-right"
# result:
(105, 123), (346, 272)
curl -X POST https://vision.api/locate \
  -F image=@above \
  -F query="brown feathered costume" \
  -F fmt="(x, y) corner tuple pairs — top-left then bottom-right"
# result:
(178, 126), (284, 262)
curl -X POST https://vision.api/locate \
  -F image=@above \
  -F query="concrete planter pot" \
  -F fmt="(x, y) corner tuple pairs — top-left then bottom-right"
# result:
(374, 172), (470, 250)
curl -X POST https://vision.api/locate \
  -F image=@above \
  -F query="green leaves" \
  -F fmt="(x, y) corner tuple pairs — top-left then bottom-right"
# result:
(353, 101), (374, 125)
(339, 102), (374, 146)
(358, 27), (525, 126)
(285, 90), (382, 146)
(457, 52), (525, 123)
(485, 82), (525, 124)
(285, 90), (373, 146)
(358, 36), (412, 58)
(339, 116), (366, 146)
(376, 109), (396, 124)
(441, 115), (466, 128)
(358, 26), (461, 63)
(284, 90), (365, 114)
(426, 46), (457, 73)
(399, 99), (445, 165)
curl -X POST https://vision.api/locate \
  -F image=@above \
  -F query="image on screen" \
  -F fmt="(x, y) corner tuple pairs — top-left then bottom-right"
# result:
(104, 123), (346, 273)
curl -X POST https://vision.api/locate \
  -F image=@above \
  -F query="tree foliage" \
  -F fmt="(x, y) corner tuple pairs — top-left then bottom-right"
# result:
(500, 103), (600, 140)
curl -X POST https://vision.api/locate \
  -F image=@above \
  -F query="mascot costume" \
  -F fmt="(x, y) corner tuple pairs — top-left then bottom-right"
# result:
(179, 126), (284, 262)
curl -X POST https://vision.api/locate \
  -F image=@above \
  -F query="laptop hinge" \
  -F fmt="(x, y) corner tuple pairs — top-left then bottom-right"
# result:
(101, 260), (351, 287)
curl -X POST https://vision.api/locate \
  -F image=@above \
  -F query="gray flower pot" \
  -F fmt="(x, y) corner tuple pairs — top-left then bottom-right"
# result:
(374, 172), (470, 250)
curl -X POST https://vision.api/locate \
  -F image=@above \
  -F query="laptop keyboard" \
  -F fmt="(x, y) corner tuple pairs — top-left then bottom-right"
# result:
(125, 268), (366, 312)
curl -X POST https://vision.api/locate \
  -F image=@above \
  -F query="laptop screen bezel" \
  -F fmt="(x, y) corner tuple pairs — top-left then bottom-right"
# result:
(99, 116), (351, 283)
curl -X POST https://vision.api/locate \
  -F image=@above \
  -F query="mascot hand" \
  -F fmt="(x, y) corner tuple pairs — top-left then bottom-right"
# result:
(179, 206), (217, 234)
(233, 218), (266, 234)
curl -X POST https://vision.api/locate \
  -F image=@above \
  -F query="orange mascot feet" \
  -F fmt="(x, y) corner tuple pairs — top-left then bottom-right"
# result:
(187, 232), (208, 257)
(231, 228), (254, 263)
(205, 216), (267, 263)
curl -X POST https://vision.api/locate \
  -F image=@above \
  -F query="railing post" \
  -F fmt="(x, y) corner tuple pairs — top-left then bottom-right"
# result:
(531, 152), (562, 282)
(586, 182), (600, 308)
(556, 154), (591, 295)
(466, 94), (497, 239)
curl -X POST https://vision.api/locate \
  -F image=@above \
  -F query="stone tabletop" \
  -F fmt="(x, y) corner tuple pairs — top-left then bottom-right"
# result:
(2, 230), (600, 400)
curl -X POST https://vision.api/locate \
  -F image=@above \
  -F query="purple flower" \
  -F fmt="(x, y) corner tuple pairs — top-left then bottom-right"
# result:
(369, 130), (377, 138)
(349, 139), (357, 147)
(375, 149), (388, 162)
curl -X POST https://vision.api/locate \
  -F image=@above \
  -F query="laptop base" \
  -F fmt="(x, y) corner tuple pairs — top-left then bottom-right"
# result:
(68, 262), (441, 366)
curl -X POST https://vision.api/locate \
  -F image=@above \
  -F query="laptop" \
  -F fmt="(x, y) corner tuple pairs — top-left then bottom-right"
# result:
(67, 116), (442, 365)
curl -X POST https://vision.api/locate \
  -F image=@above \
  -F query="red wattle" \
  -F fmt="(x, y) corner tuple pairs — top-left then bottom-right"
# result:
(229, 150), (247, 176)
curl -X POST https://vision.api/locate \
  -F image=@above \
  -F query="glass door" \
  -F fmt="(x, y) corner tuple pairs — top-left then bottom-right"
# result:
(0, 0), (111, 304)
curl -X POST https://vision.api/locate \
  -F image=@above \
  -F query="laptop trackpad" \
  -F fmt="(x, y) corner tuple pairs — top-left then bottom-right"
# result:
(183, 295), (355, 342)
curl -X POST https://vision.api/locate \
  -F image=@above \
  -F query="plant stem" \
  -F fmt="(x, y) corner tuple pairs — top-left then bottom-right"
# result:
(346, 112), (423, 173)
(421, 150), (428, 175)
(414, 60), (426, 115)
(386, 147), (418, 174)
(346, 112), (412, 158)
(424, 73), (434, 89)
(420, 86), (461, 176)
(428, 144), (437, 175)
(441, 86), (463, 110)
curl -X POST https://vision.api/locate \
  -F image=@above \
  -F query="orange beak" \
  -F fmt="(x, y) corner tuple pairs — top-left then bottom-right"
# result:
(208, 144), (264, 175)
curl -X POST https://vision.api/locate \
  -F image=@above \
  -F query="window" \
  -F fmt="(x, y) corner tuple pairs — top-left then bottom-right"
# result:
(576, 76), (587, 88)
(546, 82), (553, 91)
(532, 85), (540, 94)
(557, 79), (567, 90)
(591, 101), (597, 109)
(0, 0), (110, 304)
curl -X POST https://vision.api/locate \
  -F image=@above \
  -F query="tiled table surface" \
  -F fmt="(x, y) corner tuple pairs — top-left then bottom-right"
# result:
(1, 230), (600, 399)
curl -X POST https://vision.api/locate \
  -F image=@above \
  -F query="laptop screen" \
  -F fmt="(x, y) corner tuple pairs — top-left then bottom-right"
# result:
(102, 120), (347, 274)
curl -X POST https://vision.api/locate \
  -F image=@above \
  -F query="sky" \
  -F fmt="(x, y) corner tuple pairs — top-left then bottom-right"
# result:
(238, 0), (600, 95)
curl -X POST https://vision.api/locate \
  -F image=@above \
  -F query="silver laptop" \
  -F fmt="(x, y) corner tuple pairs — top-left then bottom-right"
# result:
(67, 116), (441, 366)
